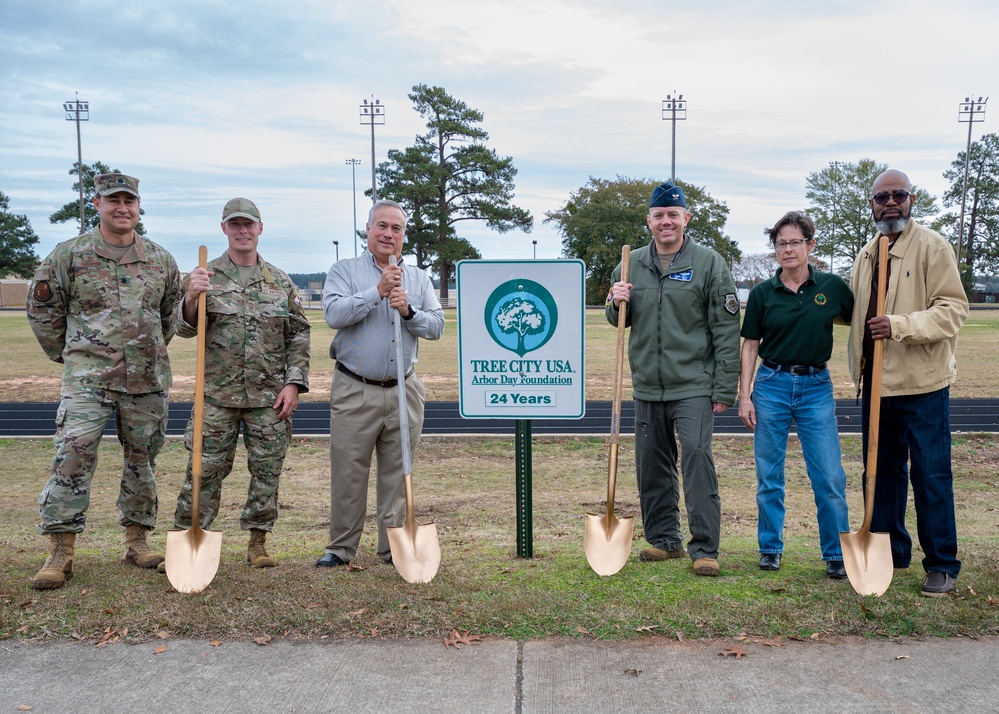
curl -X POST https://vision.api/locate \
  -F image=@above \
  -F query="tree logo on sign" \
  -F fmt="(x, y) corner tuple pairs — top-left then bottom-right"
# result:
(484, 279), (558, 356)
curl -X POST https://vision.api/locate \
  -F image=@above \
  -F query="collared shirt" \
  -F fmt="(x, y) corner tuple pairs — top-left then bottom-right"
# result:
(26, 228), (181, 395)
(322, 253), (444, 382)
(742, 265), (853, 366)
(174, 253), (311, 408)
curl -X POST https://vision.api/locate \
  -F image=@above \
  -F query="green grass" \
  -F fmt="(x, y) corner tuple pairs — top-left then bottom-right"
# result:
(2, 434), (997, 644)
(3, 307), (999, 402)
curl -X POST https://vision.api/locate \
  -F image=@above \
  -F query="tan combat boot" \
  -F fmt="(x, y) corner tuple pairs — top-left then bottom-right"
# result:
(31, 533), (76, 590)
(123, 525), (165, 569)
(247, 529), (278, 568)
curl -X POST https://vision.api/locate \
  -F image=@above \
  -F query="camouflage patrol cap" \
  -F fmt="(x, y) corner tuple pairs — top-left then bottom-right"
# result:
(222, 197), (261, 223)
(94, 173), (140, 198)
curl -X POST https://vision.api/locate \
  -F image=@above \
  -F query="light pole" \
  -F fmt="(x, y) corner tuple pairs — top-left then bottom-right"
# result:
(828, 160), (845, 274)
(359, 97), (384, 202)
(957, 96), (988, 271)
(532, 240), (537, 259)
(661, 93), (687, 183)
(333, 240), (339, 262)
(63, 94), (89, 235)
(346, 158), (361, 256)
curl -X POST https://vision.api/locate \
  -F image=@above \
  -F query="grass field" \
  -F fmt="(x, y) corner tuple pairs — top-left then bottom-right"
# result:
(2, 307), (997, 645)
(3, 307), (999, 403)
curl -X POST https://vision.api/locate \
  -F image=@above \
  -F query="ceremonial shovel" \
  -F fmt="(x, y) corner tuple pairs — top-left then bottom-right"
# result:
(385, 256), (441, 583)
(165, 245), (223, 593)
(840, 234), (894, 596)
(584, 244), (635, 576)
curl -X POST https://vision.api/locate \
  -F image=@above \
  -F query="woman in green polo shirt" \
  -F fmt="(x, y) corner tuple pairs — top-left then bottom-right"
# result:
(738, 211), (853, 580)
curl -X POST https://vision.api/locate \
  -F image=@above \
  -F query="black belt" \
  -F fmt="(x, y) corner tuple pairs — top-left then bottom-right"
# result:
(762, 359), (827, 375)
(336, 362), (412, 388)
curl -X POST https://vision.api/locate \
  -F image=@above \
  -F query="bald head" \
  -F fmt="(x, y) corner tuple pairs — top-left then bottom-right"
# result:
(872, 169), (912, 194)
(870, 169), (914, 237)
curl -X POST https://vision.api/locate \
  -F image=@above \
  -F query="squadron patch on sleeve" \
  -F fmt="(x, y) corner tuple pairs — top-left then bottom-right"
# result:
(33, 281), (53, 302)
(724, 293), (739, 315)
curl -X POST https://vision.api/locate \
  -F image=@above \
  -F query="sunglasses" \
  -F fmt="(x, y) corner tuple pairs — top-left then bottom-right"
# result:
(872, 190), (911, 205)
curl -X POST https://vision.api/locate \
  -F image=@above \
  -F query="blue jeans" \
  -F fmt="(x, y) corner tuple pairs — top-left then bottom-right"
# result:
(861, 382), (960, 577)
(751, 365), (850, 561)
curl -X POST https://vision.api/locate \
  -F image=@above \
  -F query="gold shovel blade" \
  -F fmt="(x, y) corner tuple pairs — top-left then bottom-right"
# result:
(387, 522), (441, 584)
(840, 530), (894, 596)
(164, 528), (223, 594)
(583, 513), (634, 577)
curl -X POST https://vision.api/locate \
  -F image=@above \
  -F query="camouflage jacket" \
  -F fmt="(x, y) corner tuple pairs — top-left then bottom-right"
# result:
(175, 253), (310, 408)
(26, 228), (181, 394)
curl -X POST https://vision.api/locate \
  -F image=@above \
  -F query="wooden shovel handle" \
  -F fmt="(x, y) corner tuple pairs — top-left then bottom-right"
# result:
(861, 235), (889, 532)
(606, 245), (630, 518)
(190, 246), (208, 531)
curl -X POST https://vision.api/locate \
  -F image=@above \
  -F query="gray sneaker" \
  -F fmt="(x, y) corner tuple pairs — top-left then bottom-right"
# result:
(920, 571), (956, 597)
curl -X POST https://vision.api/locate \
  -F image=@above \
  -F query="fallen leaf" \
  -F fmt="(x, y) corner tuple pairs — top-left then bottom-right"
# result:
(370, 629), (378, 637)
(987, 597), (998, 606)
(17, 706), (32, 711)
(444, 630), (483, 650)
(399, 604), (409, 610)
(155, 630), (172, 639)
(153, 645), (168, 654)
(576, 627), (592, 636)
(895, 655), (910, 660)
(966, 586), (977, 596)
(210, 641), (222, 647)
(253, 635), (272, 646)
(345, 561), (365, 571)
(623, 668), (641, 677)
(304, 602), (322, 609)
(347, 609), (367, 616)
(635, 625), (658, 633)
(719, 646), (748, 660)
(810, 633), (820, 640)
(103, 608), (114, 615)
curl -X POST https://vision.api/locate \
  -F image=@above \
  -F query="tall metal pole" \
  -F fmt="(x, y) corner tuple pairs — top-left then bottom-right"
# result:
(333, 240), (339, 262)
(359, 97), (384, 203)
(532, 240), (537, 259)
(957, 96), (988, 269)
(828, 160), (845, 274)
(346, 158), (361, 256)
(661, 93), (687, 183)
(63, 94), (89, 235)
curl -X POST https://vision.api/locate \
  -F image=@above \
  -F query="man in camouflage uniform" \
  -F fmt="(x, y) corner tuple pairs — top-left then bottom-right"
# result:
(26, 172), (182, 590)
(166, 197), (309, 568)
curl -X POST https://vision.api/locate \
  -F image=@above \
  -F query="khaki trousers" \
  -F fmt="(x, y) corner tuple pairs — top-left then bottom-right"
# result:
(325, 370), (425, 561)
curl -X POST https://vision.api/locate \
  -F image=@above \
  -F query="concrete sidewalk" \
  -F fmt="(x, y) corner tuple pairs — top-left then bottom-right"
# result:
(1, 635), (995, 713)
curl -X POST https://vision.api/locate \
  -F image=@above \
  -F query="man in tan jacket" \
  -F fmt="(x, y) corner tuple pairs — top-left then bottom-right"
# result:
(847, 169), (969, 598)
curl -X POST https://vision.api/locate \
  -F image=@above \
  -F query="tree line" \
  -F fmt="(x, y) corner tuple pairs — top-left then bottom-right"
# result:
(4, 89), (999, 305)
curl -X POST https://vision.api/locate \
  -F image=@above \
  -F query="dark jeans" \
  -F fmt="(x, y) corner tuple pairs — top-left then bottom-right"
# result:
(861, 381), (960, 577)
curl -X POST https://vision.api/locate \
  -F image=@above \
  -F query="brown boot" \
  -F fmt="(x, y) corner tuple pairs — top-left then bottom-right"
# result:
(123, 525), (165, 569)
(31, 533), (76, 590)
(247, 529), (277, 568)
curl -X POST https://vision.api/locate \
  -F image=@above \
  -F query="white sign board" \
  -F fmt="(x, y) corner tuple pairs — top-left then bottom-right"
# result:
(456, 259), (585, 419)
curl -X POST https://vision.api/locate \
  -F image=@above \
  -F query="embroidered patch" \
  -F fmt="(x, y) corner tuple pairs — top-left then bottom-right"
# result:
(724, 293), (739, 315)
(33, 281), (53, 302)
(814, 293), (828, 306)
(605, 291), (614, 307)
(668, 270), (693, 282)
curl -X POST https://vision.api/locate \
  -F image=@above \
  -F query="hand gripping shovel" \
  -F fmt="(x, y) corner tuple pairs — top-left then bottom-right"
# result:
(840, 234), (894, 596)
(584, 244), (635, 576)
(165, 245), (223, 593)
(385, 256), (441, 583)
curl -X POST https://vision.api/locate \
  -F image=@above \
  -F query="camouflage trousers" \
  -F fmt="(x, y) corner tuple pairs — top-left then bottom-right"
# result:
(38, 386), (167, 534)
(173, 402), (292, 531)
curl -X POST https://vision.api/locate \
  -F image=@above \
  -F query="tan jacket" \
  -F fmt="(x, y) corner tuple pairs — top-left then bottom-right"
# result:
(847, 220), (968, 397)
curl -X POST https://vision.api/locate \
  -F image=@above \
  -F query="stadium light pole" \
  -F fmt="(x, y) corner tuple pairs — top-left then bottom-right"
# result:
(661, 93), (687, 183)
(532, 240), (537, 259)
(346, 158), (361, 256)
(359, 97), (384, 202)
(332, 240), (339, 262)
(828, 160), (845, 274)
(957, 96), (988, 270)
(63, 94), (89, 235)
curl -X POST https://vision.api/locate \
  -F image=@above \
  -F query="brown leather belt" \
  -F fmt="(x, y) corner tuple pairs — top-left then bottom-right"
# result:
(336, 361), (412, 388)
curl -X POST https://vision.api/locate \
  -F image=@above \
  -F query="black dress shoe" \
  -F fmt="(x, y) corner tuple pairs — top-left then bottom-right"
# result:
(759, 553), (781, 571)
(826, 560), (847, 579)
(316, 552), (347, 567)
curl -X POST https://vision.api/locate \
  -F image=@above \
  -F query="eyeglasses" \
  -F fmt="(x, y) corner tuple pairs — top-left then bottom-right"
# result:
(872, 190), (911, 205)
(775, 239), (806, 250)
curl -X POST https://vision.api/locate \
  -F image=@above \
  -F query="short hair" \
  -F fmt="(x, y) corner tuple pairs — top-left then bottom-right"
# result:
(367, 199), (408, 228)
(764, 211), (815, 245)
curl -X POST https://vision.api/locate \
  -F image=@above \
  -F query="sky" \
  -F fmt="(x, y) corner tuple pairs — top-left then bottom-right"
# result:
(2, 0), (997, 275)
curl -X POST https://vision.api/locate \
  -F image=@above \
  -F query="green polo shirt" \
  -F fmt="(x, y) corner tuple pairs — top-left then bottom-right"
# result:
(741, 265), (854, 366)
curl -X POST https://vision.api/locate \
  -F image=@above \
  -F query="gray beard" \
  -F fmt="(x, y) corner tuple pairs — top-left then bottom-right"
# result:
(875, 214), (910, 235)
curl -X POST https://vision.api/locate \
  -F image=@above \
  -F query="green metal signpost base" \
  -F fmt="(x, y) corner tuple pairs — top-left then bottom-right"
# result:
(515, 419), (533, 558)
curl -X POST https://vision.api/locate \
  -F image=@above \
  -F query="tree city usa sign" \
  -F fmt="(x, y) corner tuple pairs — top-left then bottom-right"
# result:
(456, 260), (585, 419)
